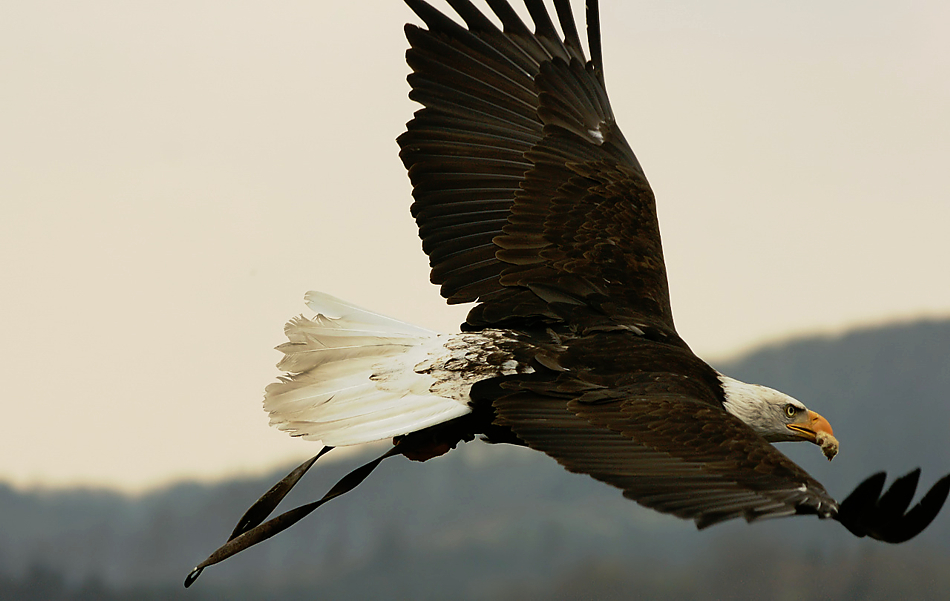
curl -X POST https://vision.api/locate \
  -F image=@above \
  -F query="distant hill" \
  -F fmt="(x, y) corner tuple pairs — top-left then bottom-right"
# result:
(2, 318), (949, 601)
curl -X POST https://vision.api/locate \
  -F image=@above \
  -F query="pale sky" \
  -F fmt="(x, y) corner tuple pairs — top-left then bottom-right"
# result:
(2, 0), (948, 493)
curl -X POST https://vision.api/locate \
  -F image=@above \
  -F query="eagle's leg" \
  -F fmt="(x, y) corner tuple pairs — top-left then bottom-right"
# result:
(394, 415), (478, 462)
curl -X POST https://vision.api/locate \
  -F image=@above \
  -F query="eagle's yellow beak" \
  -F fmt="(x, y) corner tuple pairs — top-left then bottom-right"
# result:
(787, 410), (834, 443)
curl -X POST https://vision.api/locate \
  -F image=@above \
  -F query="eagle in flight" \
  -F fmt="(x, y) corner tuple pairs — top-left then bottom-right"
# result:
(186, 0), (949, 586)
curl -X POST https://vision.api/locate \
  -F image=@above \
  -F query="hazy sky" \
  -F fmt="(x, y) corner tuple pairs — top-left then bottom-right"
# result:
(2, 0), (948, 493)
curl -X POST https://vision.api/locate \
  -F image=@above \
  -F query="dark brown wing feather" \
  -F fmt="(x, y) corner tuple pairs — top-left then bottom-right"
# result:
(488, 332), (839, 526)
(400, 0), (673, 334)
(497, 390), (837, 526)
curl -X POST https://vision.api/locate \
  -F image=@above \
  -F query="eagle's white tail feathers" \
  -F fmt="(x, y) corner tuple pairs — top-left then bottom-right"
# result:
(264, 292), (472, 447)
(303, 290), (437, 336)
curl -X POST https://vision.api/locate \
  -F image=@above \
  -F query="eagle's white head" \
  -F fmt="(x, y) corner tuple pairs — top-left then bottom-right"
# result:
(718, 374), (838, 459)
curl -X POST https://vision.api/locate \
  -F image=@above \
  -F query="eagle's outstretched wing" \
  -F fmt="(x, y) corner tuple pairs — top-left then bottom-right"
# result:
(400, 0), (675, 336)
(480, 334), (837, 527)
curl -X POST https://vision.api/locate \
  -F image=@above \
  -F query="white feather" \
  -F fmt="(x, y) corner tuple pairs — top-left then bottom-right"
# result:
(303, 290), (437, 336)
(264, 292), (472, 447)
(718, 373), (807, 442)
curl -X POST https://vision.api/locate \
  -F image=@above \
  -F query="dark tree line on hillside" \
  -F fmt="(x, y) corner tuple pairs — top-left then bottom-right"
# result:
(5, 545), (950, 601)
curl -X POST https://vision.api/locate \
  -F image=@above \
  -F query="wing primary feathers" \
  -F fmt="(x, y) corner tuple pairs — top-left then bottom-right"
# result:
(484, 0), (531, 35)
(401, 0), (668, 322)
(524, 0), (562, 46)
(404, 0), (469, 37)
(552, 0), (585, 63)
(898, 473), (950, 541)
(877, 469), (921, 516)
(446, 0), (501, 32)
(835, 470), (950, 543)
(586, 0), (603, 85)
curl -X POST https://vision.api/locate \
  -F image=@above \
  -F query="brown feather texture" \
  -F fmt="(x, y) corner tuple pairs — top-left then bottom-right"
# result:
(488, 331), (836, 526)
(399, 0), (672, 336)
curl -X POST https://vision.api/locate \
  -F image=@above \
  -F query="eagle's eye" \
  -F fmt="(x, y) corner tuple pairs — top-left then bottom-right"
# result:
(785, 404), (798, 419)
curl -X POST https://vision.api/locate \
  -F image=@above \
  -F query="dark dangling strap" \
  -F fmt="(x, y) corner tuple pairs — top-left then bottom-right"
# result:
(184, 444), (401, 588)
(227, 446), (334, 542)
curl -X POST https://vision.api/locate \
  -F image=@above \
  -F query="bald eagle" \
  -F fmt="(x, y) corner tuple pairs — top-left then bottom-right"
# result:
(185, 0), (949, 586)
